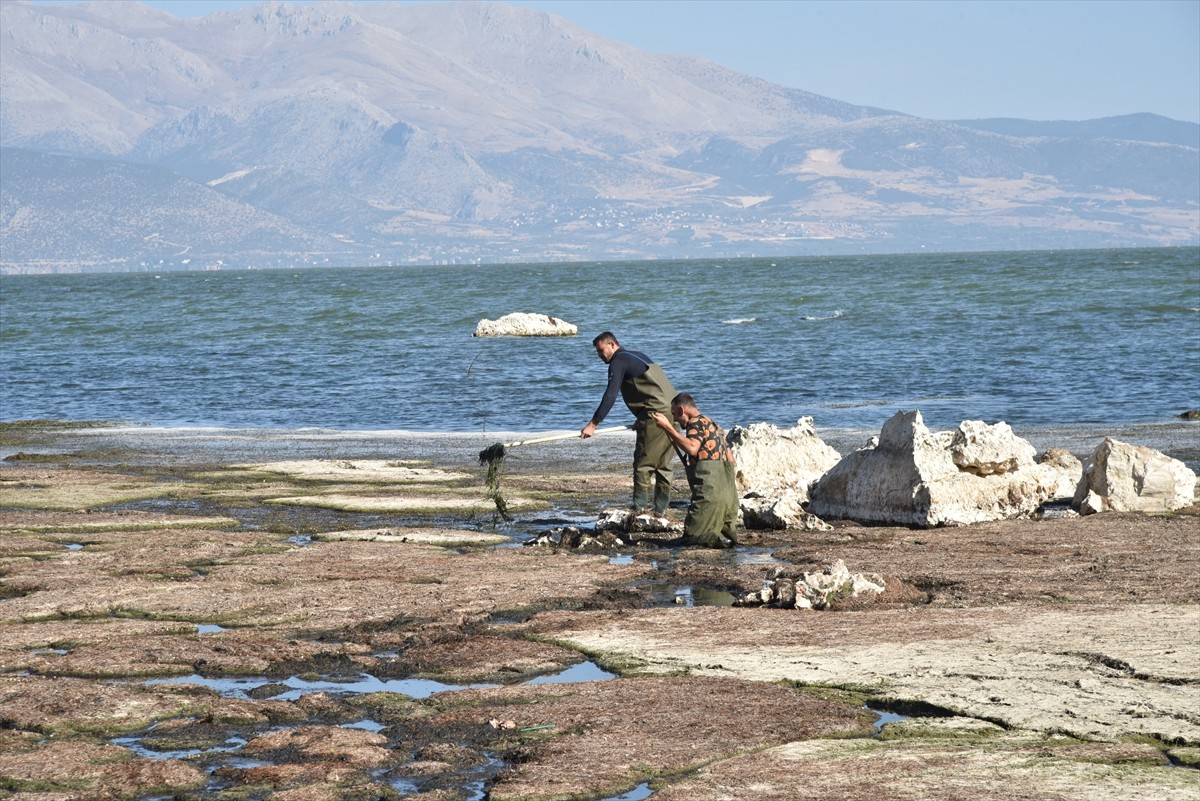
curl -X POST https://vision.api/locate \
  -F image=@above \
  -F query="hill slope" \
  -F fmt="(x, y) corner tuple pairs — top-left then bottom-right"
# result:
(0, 0), (1196, 272)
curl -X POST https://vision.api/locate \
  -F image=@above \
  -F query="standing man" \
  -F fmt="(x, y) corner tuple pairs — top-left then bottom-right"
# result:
(650, 393), (738, 548)
(581, 332), (677, 515)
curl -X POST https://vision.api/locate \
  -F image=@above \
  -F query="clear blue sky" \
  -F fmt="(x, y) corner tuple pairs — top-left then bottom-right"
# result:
(28, 0), (1200, 123)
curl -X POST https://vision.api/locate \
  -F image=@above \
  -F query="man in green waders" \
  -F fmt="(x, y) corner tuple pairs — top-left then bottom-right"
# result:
(650, 393), (739, 548)
(581, 332), (677, 514)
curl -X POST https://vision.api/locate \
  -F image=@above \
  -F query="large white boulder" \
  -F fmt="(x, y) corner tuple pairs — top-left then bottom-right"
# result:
(808, 411), (1079, 527)
(726, 417), (842, 530)
(1073, 438), (1196, 514)
(473, 313), (578, 337)
(726, 417), (841, 500)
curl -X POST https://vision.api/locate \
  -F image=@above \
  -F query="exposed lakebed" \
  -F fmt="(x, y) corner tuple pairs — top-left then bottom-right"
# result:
(2, 425), (1198, 800)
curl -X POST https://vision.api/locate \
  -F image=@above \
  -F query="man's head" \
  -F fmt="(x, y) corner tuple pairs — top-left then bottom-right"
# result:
(592, 331), (620, 363)
(669, 392), (698, 424)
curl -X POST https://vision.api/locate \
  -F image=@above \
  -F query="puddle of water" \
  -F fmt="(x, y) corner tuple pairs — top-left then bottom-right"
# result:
(195, 624), (226, 634)
(378, 753), (503, 797)
(143, 672), (499, 700)
(221, 755), (273, 769)
(733, 548), (787, 566)
(111, 731), (248, 760)
(525, 514), (597, 527)
(65, 543), (84, 550)
(31, 648), (69, 655)
(691, 587), (736, 607)
(285, 533), (312, 546)
(524, 660), (616, 685)
(651, 584), (736, 608)
(379, 773), (421, 794)
(866, 705), (910, 731)
(342, 718), (386, 733)
(609, 554), (634, 565)
(604, 782), (654, 801)
(123, 659), (616, 795)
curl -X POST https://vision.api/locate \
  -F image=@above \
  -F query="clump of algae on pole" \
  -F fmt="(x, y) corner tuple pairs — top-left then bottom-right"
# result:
(478, 442), (510, 519)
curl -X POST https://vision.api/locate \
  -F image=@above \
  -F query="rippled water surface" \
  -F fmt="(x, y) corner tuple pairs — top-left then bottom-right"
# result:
(2, 248), (1197, 434)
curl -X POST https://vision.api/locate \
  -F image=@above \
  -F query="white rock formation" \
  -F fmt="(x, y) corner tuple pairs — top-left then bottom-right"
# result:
(725, 417), (841, 529)
(951, 420), (1036, 475)
(742, 559), (885, 610)
(1073, 438), (1196, 514)
(473, 312), (578, 337)
(726, 417), (842, 498)
(808, 411), (1080, 527)
(739, 491), (832, 531)
(1038, 448), (1086, 498)
(800, 559), (885, 608)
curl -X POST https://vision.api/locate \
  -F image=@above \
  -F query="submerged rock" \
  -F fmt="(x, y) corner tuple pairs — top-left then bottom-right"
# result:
(473, 312), (578, 337)
(1073, 437), (1196, 514)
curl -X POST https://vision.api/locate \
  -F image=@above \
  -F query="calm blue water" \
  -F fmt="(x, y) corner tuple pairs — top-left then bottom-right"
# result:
(2, 248), (1198, 436)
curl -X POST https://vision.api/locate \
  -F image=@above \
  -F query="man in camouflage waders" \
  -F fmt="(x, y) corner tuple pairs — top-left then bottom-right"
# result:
(581, 332), (678, 514)
(650, 393), (738, 548)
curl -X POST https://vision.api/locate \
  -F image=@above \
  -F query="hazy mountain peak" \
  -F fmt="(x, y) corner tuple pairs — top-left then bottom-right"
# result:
(241, 0), (362, 35)
(3, 0), (175, 28)
(1, 0), (1195, 273)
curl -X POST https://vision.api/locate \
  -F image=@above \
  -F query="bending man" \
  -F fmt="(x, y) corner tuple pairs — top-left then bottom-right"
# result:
(581, 332), (677, 514)
(650, 393), (738, 548)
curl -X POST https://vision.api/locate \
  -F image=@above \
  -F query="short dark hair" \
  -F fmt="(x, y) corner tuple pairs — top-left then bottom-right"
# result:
(671, 392), (696, 410)
(593, 331), (618, 347)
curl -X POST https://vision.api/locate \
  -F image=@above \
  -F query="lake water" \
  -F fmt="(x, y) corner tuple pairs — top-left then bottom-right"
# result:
(2, 248), (1198, 455)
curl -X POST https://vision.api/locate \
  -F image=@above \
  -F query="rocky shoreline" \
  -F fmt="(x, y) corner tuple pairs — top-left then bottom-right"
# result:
(1, 421), (1198, 800)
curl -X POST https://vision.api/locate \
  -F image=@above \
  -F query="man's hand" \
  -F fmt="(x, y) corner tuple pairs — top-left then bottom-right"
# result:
(580, 421), (597, 438)
(649, 411), (673, 431)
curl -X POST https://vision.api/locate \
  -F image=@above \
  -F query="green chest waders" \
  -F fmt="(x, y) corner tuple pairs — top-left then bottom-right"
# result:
(621, 363), (677, 514)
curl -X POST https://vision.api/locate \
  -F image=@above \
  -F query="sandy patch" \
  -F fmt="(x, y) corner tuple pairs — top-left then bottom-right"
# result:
(0, 468), (175, 510)
(240, 459), (470, 483)
(0, 509), (238, 534)
(316, 527), (510, 546)
(265, 492), (548, 513)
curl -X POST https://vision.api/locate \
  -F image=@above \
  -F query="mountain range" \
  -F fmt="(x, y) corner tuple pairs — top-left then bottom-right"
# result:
(1, 0), (1197, 273)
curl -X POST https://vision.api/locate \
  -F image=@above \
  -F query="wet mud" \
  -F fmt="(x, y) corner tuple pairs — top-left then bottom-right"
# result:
(1, 425), (1198, 800)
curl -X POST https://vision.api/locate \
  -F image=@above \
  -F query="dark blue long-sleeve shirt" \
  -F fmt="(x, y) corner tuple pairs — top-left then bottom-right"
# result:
(590, 348), (655, 424)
